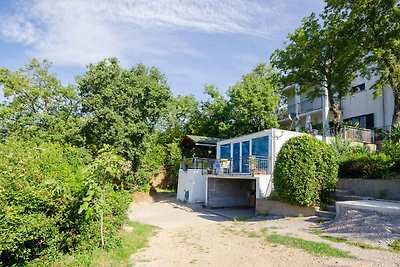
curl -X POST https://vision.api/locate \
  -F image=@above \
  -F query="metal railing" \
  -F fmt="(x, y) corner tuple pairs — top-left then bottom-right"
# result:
(180, 157), (270, 176)
(340, 126), (375, 143)
(277, 104), (296, 120)
(299, 98), (323, 114)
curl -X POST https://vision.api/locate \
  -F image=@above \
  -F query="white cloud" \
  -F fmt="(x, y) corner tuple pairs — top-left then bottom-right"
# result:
(0, 0), (317, 67)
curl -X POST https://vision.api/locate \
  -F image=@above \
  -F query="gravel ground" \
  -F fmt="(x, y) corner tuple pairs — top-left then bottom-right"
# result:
(320, 210), (400, 248)
(129, 195), (400, 266)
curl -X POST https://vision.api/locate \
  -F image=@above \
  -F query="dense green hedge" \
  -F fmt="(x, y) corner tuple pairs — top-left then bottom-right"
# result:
(0, 139), (132, 266)
(273, 135), (338, 207)
(338, 153), (392, 179)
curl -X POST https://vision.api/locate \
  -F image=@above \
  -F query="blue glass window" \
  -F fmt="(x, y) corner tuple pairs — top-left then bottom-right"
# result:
(232, 143), (240, 173)
(242, 141), (250, 173)
(220, 144), (231, 159)
(251, 137), (269, 158)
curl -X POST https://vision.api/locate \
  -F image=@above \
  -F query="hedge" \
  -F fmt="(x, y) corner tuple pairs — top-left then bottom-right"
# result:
(273, 135), (338, 207)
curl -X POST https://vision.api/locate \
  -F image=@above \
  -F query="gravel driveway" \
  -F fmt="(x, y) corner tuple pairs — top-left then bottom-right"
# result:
(129, 194), (400, 267)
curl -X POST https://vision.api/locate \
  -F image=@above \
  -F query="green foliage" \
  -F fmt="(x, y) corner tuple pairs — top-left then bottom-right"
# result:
(78, 58), (172, 168)
(192, 63), (280, 139)
(0, 139), (90, 264)
(273, 135), (338, 207)
(0, 59), (81, 142)
(271, 9), (364, 133)
(227, 63), (280, 136)
(338, 153), (393, 179)
(54, 221), (156, 267)
(0, 139), (133, 266)
(265, 234), (354, 258)
(325, 0), (400, 123)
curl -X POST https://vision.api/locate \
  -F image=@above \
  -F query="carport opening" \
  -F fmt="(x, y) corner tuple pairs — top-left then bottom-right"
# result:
(207, 177), (256, 209)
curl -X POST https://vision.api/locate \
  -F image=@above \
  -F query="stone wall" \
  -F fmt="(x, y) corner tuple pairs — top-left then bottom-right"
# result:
(256, 199), (317, 217)
(336, 178), (400, 200)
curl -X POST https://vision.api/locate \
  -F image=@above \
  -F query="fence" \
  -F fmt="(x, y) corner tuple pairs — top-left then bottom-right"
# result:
(340, 126), (375, 143)
(180, 157), (270, 176)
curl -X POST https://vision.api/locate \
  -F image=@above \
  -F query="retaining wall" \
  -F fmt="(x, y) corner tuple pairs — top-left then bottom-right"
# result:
(336, 178), (400, 200)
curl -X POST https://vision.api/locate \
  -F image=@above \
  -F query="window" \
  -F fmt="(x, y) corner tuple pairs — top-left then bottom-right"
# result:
(343, 113), (374, 129)
(351, 83), (366, 93)
(220, 144), (231, 159)
(251, 137), (269, 158)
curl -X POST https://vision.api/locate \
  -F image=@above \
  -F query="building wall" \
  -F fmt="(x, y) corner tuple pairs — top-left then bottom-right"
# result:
(177, 169), (207, 203)
(279, 77), (394, 129)
(341, 76), (394, 128)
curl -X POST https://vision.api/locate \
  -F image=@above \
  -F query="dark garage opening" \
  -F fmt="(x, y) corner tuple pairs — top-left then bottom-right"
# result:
(207, 177), (256, 208)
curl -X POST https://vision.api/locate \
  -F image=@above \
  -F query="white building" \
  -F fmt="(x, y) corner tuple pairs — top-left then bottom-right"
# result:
(278, 76), (394, 136)
(177, 129), (303, 208)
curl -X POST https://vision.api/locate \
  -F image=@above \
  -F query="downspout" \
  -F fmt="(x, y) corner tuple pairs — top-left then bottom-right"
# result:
(382, 87), (386, 128)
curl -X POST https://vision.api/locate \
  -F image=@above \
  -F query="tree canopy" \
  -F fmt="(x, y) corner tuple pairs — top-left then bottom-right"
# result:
(77, 58), (172, 170)
(0, 59), (80, 142)
(271, 11), (364, 133)
(325, 0), (400, 125)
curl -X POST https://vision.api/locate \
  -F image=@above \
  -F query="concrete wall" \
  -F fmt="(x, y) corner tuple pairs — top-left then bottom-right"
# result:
(256, 199), (317, 217)
(177, 169), (207, 203)
(336, 178), (400, 200)
(207, 177), (255, 208)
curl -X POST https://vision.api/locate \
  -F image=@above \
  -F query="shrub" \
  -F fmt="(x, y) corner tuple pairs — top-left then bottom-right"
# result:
(0, 139), (132, 266)
(338, 153), (392, 179)
(273, 135), (338, 207)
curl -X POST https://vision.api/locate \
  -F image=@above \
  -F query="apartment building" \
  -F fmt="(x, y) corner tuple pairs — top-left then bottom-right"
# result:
(278, 75), (394, 135)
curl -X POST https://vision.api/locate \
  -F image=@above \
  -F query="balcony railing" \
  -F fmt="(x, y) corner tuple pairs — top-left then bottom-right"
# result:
(277, 104), (296, 120)
(180, 157), (270, 176)
(340, 126), (375, 143)
(299, 98), (323, 114)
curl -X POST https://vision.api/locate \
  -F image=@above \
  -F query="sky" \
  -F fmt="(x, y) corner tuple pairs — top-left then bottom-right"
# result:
(0, 0), (324, 100)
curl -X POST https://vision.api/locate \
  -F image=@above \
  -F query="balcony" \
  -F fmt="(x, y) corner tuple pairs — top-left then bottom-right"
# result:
(277, 104), (296, 121)
(340, 126), (375, 144)
(299, 98), (323, 114)
(180, 157), (270, 175)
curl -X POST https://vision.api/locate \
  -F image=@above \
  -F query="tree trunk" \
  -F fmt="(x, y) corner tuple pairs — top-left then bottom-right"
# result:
(330, 102), (341, 136)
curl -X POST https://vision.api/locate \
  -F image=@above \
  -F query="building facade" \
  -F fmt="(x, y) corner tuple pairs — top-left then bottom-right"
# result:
(278, 76), (394, 134)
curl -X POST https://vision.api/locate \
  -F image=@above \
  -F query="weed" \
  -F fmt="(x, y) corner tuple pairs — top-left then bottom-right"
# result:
(53, 221), (157, 267)
(265, 234), (355, 259)
(233, 215), (252, 222)
(389, 240), (400, 252)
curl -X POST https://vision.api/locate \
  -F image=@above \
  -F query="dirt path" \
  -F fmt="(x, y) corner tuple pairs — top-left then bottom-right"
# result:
(129, 195), (400, 267)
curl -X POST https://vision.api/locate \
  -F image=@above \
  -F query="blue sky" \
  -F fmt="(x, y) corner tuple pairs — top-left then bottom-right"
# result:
(0, 0), (324, 100)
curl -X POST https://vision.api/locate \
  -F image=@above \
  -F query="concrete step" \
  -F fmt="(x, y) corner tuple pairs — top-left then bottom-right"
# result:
(315, 210), (336, 219)
(324, 204), (336, 212)
(335, 194), (373, 201)
(336, 200), (400, 216)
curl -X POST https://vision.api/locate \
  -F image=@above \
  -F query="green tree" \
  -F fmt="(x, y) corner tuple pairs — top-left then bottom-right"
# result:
(77, 58), (172, 171)
(325, 0), (400, 125)
(271, 11), (363, 134)
(0, 59), (80, 141)
(227, 63), (280, 136)
(159, 94), (200, 144)
(192, 84), (232, 139)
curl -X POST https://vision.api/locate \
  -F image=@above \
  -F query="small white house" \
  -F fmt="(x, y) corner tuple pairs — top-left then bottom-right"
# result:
(177, 129), (304, 208)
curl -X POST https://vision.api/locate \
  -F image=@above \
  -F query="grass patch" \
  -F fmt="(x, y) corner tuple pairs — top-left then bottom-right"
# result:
(265, 234), (355, 259)
(232, 215), (252, 222)
(54, 221), (157, 267)
(320, 235), (348, 243)
(155, 187), (176, 193)
(390, 240), (400, 252)
(311, 231), (389, 252)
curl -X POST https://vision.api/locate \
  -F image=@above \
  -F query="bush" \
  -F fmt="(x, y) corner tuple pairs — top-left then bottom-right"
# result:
(273, 135), (338, 207)
(0, 139), (132, 266)
(338, 153), (392, 179)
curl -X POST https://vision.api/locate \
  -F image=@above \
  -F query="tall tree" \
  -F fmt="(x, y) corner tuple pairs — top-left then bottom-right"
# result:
(227, 63), (280, 136)
(78, 58), (172, 170)
(271, 11), (364, 134)
(325, 0), (400, 125)
(0, 59), (80, 141)
(158, 94), (200, 144)
(193, 84), (232, 139)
